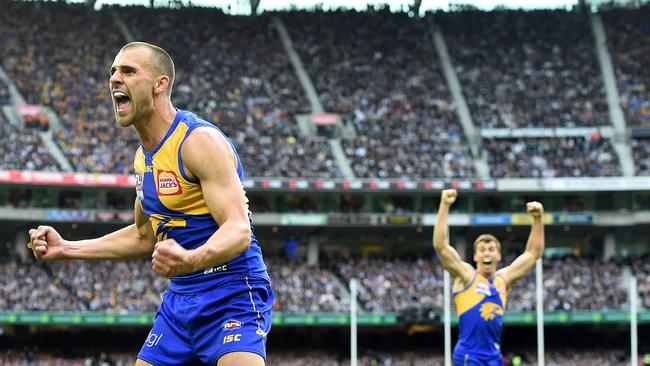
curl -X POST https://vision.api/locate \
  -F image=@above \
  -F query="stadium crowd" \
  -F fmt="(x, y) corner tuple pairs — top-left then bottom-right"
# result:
(267, 258), (350, 313)
(0, 253), (635, 314)
(0, 254), (87, 311)
(0, 121), (61, 172)
(438, 10), (608, 129)
(0, 79), (10, 104)
(286, 11), (476, 179)
(631, 138), (650, 175)
(484, 136), (621, 177)
(603, 6), (650, 127)
(632, 255), (650, 309)
(4, 4), (649, 178)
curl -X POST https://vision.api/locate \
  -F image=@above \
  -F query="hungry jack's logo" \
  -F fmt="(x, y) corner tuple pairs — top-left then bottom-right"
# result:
(157, 170), (182, 196)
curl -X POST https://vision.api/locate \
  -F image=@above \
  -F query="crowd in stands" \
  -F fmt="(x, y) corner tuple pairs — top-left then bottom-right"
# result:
(0, 79), (10, 104)
(46, 260), (167, 313)
(0, 120), (61, 172)
(0, 254), (87, 311)
(0, 1), (341, 178)
(508, 255), (627, 311)
(484, 135), (621, 177)
(4, 3), (649, 178)
(286, 11), (476, 179)
(632, 255), (650, 309)
(0, 253), (635, 314)
(438, 10), (608, 129)
(603, 6), (650, 127)
(0, 1), (135, 175)
(631, 138), (650, 175)
(267, 258), (350, 313)
(116, 7), (341, 178)
(336, 257), (444, 313)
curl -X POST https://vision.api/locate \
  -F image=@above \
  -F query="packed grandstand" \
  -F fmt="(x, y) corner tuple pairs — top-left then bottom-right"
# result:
(1, 1), (650, 365)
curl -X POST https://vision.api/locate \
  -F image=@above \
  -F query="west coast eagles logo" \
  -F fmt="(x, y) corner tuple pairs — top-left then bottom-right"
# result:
(480, 302), (504, 321)
(157, 170), (182, 196)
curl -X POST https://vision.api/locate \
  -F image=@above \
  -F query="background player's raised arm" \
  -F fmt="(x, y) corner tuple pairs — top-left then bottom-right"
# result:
(150, 127), (253, 278)
(498, 201), (545, 288)
(433, 189), (474, 286)
(28, 198), (156, 261)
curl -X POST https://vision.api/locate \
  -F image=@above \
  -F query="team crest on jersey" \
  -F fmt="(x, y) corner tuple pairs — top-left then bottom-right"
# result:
(157, 170), (182, 196)
(222, 320), (243, 331)
(475, 281), (491, 296)
(480, 302), (503, 321)
(135, 171), (144, 201)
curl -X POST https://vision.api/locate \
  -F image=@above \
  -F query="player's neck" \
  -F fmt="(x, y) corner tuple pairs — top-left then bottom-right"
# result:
(478, 268), (496, 279)
(135, 101), (177, 153)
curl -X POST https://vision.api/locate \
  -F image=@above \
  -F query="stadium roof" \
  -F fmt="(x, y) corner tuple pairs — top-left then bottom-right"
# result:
(79, 0), (640, 15)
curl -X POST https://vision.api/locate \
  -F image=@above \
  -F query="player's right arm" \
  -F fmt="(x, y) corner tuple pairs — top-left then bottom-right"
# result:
(433, 189), (474, 287)
(28, 199), (156, 261)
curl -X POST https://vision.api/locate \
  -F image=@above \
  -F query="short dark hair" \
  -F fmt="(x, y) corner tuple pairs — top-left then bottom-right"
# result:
(473, 234), (501, 253)
(121, 42), (175, 97)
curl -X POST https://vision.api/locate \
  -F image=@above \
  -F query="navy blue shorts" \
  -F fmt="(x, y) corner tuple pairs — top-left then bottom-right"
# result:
(138, 277), (273, 366)
(453, 352), (503, 366)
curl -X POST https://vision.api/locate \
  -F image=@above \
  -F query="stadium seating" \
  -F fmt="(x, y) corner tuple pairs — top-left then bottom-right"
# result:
(437, 10), (609, 129)
(0, 254), (635, 313)
(285, 12), (476, 179)
(603, 6), (650, 127)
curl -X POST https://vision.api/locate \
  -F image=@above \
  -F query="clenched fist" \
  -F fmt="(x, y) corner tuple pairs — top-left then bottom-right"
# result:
(152, 239), (197, 278)
(526, 201), (544, 218)
(440, 189), (458, 206)
(27, 226), (66, 261)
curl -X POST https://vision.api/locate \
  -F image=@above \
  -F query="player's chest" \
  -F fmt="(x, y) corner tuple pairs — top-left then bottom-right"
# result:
(474, 280), (506, 298)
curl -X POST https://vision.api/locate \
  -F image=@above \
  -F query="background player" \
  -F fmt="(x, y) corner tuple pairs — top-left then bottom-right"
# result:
(27, 42), (272, 366)
(433, 189), (545, 365)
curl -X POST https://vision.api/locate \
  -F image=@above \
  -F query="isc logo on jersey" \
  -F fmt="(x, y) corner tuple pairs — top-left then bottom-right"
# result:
(157, 170), (182, 196)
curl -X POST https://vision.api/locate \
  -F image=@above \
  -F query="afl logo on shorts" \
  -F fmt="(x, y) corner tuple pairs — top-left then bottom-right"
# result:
(157, 170), (182, 196)
(222, 320), (243, 331)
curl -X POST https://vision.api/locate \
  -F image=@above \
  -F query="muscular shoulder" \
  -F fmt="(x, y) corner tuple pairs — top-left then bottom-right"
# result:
(181, 127), (236, 181)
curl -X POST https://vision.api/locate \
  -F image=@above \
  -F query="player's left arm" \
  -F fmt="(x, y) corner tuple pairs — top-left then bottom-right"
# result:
(151, 127), (252, 278)
(498, 202), (545, 289)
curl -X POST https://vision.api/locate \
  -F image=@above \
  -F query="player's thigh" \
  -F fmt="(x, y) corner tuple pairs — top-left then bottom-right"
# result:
(135, 359), (155, 366)
(217, 351), (265, 366)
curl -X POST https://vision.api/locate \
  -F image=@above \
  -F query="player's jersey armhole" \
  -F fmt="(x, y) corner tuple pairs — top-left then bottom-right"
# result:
(177, 124), (221, 184)
(452, 270), (477, 297)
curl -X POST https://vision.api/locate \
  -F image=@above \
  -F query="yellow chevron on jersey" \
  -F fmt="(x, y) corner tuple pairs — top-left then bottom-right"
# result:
(454, 272), (507, 316)
(150, 214), (187, 241)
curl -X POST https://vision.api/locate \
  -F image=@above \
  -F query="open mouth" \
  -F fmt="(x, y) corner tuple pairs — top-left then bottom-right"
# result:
(482, 258), (492, 265)
(113, 91), (132, 113)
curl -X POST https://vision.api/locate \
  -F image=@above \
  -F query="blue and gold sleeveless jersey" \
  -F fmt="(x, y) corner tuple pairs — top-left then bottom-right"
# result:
(453, 271), (507, 362)
(133, 109), (269, 294)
